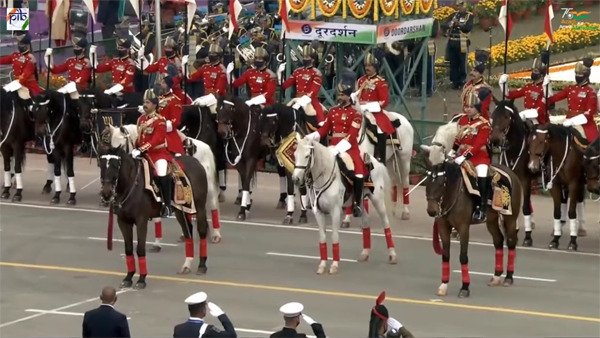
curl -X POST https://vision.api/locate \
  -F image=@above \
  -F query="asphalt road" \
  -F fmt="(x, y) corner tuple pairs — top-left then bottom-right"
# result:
(0, 154), (599, 337)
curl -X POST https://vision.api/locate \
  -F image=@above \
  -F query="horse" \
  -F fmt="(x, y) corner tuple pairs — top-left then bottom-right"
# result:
(0, 88), (35, 202)
(98, 127), (210, 289)
(423, 159), (522, 297)
(32, 90), (82, 204)
(489, 100), (539, 246)
(260, 103), (310, 224)
(216, 95), (269, 220)
(581, 138), (600, 194)
(292, 136), (398, 275)
(528, 124), (586, 251)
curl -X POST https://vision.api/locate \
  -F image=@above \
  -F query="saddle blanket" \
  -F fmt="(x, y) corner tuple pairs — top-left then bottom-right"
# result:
(461, 163), (513, 216)
(364, 112), (402, 146)
(142, 158), (196, 214)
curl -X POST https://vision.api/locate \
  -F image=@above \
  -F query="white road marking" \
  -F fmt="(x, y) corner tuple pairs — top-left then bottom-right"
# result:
(267, 252), (358, 263)
(79, 177), (99, 191)
(0, 290), (131, 328)
(452, 270), (557, 282)
(237, 328), (316, 338)
(2, 202), (599, 257)
(24, 309), (132, 320)
(87, 236), (179, 247)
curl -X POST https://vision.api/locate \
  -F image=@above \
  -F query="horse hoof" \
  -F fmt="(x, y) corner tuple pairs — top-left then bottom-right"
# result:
(50, 197), (60, 204)
(66, 198), (76, 205)
(458, 289), (470, 298)
(578, 228), (587, 237)
(1, 190), (9, 199)
(282, 216), (293, 225)
(41, 185), (51, 194)
(328, 265), (339, 275)
(211, 235), (222, 244)
(548, 240), (559, 250)
(196, 266), (207, 275)
(522, 238), (533, 247)
(341, 221), (350, 229)
(389, 254), (398, 265)
(298, 215), (308, 224)
(178, 266), (192, 274)
(487, 276), (502, 287)
(276, 201), (285, 209)
(358, 253), (369, 262)
(11, 194), (22, 202)
(567, 242), (578, 251)
(401, 211), (410, 220)
(149, 245), (162, 253)
(502, 278), (514, 287)
(234, 197), (241, 205)
(436, 284), (448, 297)
(237, 212), (246, 221)
(133, 281), (146, 290)
(119, 280), (133, 289)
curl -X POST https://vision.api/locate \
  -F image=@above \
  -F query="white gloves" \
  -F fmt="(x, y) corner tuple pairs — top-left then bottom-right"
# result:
(226, 62), (234, 75)
(89, 45), (97, 55)
(131, 149), (141, 158)
(89, 45), (98, 69)
(166, 120), (173, 132)
(138, 105), (144, 113)
(317, 121), (325, 127)
(454, 155), (466, 165)
(350, 91), (359, 103)
(277, 63), (286, 84)
(3, 80), (22, 92)
(207, 302), (225, 317)
(519, 108), (538, 121)
(304, 131), (320, 142)
(301, 314), (316, 325)
(498, 74), (509, 85)
(564, 113), (588, 127)
(542, 75), (550, 87)
(136, 56), (149, 71)
(181, 55), (189, 67)
(137, 45), (145, 60)
(562, 118), (573, 127)
(332, 139), (351, 155)
(387, 317), (403, 333)
(447, 149), (456, 158)
(104, 84), (124, 95)
(44, 48), (54, 68)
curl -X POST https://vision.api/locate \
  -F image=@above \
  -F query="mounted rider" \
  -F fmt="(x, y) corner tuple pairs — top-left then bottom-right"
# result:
(0, 32), (42, 106)
(46, 36), (92, 92)
(95, 37), (137, 94)
(452, 88), (492, 224)
(305, 79), (366, 217)
(354, 53), (395, 163)
(461, 49), (492, 119)
(232, 47), (277, 106)
(281, 45), (326, 125)
(131, 89), (174, 217)
(547, 57), (599, 143)
(499, 51), (550, 124)
(157, 75), (186, 157)
(186, 43), (228, 97)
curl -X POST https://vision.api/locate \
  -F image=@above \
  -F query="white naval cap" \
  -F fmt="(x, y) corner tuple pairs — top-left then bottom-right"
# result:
(184, 292), (208, 305)
(279, 302), (304, 317)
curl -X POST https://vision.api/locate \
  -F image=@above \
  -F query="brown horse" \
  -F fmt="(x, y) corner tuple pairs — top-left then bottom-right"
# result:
(423, 160), (522, 297)
(528, 124), (586, 251)
(581, 138), (600, 194)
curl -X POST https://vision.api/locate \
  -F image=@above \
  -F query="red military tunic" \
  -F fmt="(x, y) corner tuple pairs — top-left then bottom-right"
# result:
(96, 57), (137, 93)
(316, 104), (365, 176)
(158, 92), (185, 155)
(0, 52), (42, 95)
(281, 67), (325, 122)
(548, 84), (599, 142)
(357, 75), (394, 134)
(506, 82), (548, 124)
(188, 63), (227, 97)
(232, 68), (277, 105)
(144, 56), (190, 103)
(136, 112), (173, 164)
(462, 80), (492, 119)
(50, 56), (92, 91)
(454, 114), (491, 166)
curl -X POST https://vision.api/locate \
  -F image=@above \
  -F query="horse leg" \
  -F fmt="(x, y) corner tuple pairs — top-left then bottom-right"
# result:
(117, 218), (135, 288)
(237, 160), (255, 220)
(457, 224), (471, 298)
(148, 217), (162, 252)
(329, 206), (341, 275)
(399, 156), (412, 220)
(210, 207), (222, 244)
(196, 206), (209, 274)
(341, 206), (352, 228)
(65, 147), (76, 205)
(177, 212), (194, 274)
(298, 184), (308, 224)
(42, 154), (53, 194)
(234, 174), (242, 205)
(549, 186), (563, 249)
(218, 169), (226, 202)
(566, 187), (580, 251)
(276, 165), (287, 209)
(50, 159), (61, 204)
(358, 200), (371, 262)
(2, 150), (12, 199)
(369, 194), (397, 264)
(437, 219), (451, 297)
(486, 214), (504, 287)
(576, 194), (586, 237)
(521, 176), (534, 247)
(11, 145), (25, 202)
(282, 172), (295, 225)
(315, 212), (328, 275)
(503, 217), (518, 287)
(133, 217), (149, 289)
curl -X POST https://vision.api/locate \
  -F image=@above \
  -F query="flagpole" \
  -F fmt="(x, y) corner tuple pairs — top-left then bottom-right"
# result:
(501, 0), (509, 101)
(90, 12), (96, 89)
(46, 2), (53, 89)
(544, 41), (551, 118)
(183, 2), (188, 101)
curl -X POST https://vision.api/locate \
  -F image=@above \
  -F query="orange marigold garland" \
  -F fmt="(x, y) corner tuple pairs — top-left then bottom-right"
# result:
(289, 0), (310, 13)
(379, 0), (396, 16)
(419, 0), (437, 14)
(348, 0), (373, 19)
(400, 0), (415, 15)
(318, 0), (342, 17)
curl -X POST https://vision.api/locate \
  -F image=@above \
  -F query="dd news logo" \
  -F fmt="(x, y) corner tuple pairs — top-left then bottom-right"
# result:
(6, 7), (29, 31)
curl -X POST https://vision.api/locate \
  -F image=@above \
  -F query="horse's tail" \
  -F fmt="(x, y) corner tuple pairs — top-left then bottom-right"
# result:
(432, 220), (443, 255)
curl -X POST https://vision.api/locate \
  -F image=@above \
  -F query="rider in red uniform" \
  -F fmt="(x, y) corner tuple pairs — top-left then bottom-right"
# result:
(461, 50), (492, 119)
(305, 80), (365, 217)
(0, 33), (42, 98)
(452, 88), (492, 224)
(232, 47), (277, 105)
(547, 57), (599, 143)
(187, 43), (228, 97)
(281, 45), (325, 123)
(95, 37), (137, 93)
(47, 37), (92, 91)
(355, 53), (394, 162)
(142, 36), (190, 103)
(157, 76), (185, 156)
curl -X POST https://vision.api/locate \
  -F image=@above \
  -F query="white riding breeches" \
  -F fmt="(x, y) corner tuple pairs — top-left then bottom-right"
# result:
(476, 164), (488, 178)
(155, 159), (168, 177)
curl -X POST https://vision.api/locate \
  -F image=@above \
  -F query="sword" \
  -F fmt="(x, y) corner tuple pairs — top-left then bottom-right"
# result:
(404, 175), (428, 196)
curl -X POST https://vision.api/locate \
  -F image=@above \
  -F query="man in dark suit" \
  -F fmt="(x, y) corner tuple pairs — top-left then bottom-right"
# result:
(173, 291), (237, 338)
(82, 286), (130, 338)
(270, 302), (326, 338)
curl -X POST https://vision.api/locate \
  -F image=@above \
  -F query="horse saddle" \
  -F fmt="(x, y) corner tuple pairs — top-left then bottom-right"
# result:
(335, 151), (374, 192)
(141, 158), (195, 212)
(363, 112), (401, 147)
(461, 163), (513, 215)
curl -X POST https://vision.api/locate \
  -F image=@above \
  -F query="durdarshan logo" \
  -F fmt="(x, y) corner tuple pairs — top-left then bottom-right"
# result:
(559, 7), (597, 30)
(6, 8), (29, 31)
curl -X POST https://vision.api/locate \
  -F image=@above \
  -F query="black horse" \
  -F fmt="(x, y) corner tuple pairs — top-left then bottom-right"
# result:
(32, 90), (82, 204)
(216, 95), (269, 220)
(582, 138), (600, 194)
(98, 134), (210, 289)
(260, 103), (310, 224)
(0, 89), (35, 202)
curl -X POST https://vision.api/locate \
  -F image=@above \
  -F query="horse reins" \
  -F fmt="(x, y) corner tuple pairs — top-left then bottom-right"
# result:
(296, 147), (337, 212)
(223, 101), (253, 166)
(426, 168), (463, 217)
(41, 96), (66, 154)
(0, 101), (16, 148)
(99, 154), (141, 209)
(537, 129), (570, 191)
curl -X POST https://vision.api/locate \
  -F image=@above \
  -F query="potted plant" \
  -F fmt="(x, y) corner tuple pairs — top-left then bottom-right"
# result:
(474, 0), (498, 30)
(509, 1), (525, 21)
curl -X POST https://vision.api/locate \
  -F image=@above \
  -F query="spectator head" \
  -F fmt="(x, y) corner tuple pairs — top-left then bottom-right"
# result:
(279, 302), (303, 328)
(185, 292), (208, 318)
(368, 291), (389, 338)
(100, 286), (117, 305)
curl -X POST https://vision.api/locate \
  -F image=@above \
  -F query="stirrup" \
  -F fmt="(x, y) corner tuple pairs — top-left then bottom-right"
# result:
(352, 203), (363, 217)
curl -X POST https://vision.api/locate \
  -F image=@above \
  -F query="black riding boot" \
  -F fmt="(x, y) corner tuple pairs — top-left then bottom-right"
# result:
(352, 175), (364, 217)
(376, 133), (387, 163)
(158, 176), (173, 218)
(472, 177), (490, 224)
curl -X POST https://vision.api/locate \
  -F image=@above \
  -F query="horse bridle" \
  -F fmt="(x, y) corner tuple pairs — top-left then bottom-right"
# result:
(583, 153), (600, 182)
(99, 153), (141, 209)
(425, 165), (462, 218)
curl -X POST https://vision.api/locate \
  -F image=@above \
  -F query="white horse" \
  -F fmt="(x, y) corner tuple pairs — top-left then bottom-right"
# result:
(419, 120), (459, 165)
(107, 125), (222, 247)
(292, 135), (397, 275)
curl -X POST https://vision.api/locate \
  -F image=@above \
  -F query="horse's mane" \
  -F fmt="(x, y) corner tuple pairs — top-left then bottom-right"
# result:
(109, 124), (137, 149)
(544, 123), (571, 140)
(432, 121), (458, 149)
(493, 100), (529, 135)
(443, 161), (463, 185)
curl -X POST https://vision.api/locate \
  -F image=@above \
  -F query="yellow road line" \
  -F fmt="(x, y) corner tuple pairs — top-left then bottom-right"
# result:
(2, 261), (599, 324)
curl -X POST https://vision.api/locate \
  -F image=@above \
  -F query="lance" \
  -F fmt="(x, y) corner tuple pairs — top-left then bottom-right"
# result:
(501, 0), (509, 101)
(46, 2), (53, 89)
(90, 11), (96, 89)
(139, 0), (144, 84)
(183, 2), (188, 100)
(544, 40), (551, 118)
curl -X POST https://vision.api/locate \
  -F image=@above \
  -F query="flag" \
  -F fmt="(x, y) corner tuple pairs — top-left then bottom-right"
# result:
(45, 0), (68, 40)
(185, 0), (196, 32)
(228, 0), (243, 40)
(498, 0), (512, 39)
(82, 0), (99, 23)
(544, 0), (554, 43)
(279, 0), (290, 38)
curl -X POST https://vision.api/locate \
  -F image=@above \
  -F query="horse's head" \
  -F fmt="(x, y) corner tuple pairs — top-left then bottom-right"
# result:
(583, 139), (600, 194)
(490, 100), (517, 146)
(216, 96), (240, 139)
(292, 134), (314, 186)
(98, 145), (127, 203)
(425, 161), (457, 217)
(31, 92), (53, 137)
(420, 121), (458, 166)
(527, 125), (551, 173)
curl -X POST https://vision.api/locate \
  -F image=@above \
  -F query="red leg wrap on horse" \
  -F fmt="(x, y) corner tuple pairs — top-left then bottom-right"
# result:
(200, 238), (208, 258)
(403, 187), (410, 205)
(442, 261), (450, 282)
(319, 242), (327, 261)
(362, 228), (371, 249)
(125, 255), (136, 273)
(154, 220), (162, 239)
(344, 206), (352, 215)
(332, 243), (340, 262)
(391, 186), (398, 203)
(185, 238), (194, 258)
(495, 249), (503, 273)
(507, 249), (516, 272)
(384, 228), (395, 248)
(211, 209), (220, 229)
(138, 256), (148, 275)
(363, 199), (369, 213)
(461, 264), (470, 284)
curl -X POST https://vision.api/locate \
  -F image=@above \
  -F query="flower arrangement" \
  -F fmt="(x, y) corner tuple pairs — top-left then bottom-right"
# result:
(473, 0), (500, 19)
(432, 5), (456, 21)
